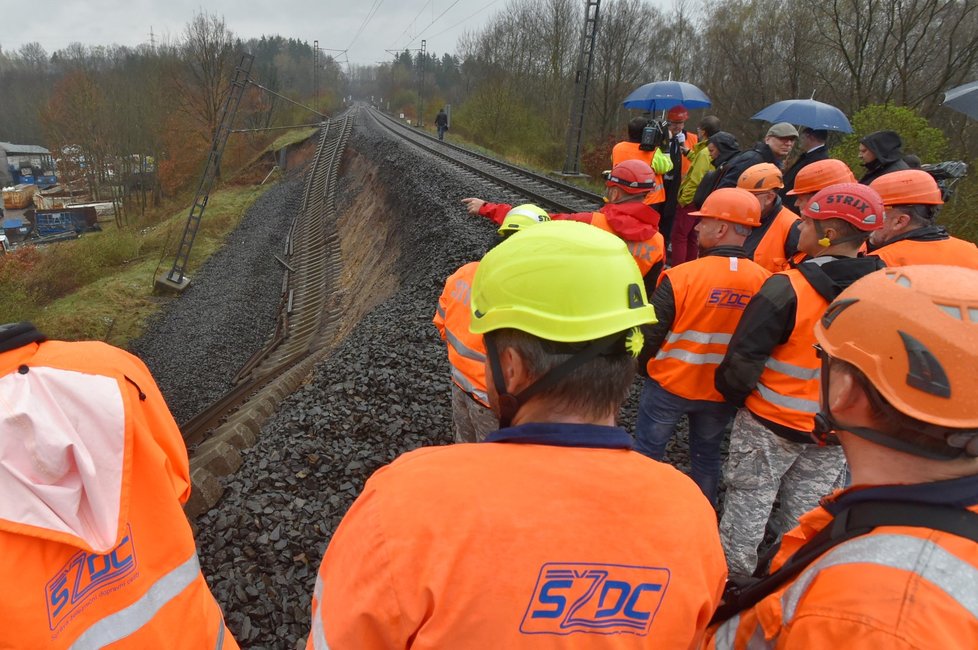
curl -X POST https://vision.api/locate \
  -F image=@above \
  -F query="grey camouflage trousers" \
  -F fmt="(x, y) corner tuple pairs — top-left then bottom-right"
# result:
(450, 382), (498, 443)
(719, 408), (845, 578)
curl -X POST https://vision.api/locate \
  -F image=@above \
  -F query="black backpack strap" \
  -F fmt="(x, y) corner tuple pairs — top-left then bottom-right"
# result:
(711, 500), (978, 624)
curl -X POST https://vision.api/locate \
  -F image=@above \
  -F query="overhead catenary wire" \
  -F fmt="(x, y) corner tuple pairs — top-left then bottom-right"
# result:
(394, 0), (435, 47)
(426, 0), (503, 40)
(401, 0), (465, 49)
(248, 80), (328, 119)
(347, 0), (386, 53)
(230, 123), (324, 133)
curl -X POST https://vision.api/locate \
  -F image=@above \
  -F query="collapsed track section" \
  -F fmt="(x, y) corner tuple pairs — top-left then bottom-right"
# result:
(184, 109), (355, 516)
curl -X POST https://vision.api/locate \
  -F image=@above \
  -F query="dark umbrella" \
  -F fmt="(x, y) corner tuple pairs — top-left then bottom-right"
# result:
(622, 81), (711, 112)
(751, 99), (853, 133)
(942, 81), (978, 120)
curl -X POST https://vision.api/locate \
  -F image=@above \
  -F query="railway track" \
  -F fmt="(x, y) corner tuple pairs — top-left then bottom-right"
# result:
(182, 104), (609, 516)
(363, 106), (602, 213)
(183, 109), (355, 514)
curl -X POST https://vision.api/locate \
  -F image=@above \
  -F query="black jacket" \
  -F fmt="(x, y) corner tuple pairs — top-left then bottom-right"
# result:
(692, 132), (741, 208)
(715, 255), (887, 441)
(435, 111), (449, 127)
(715, 141), (780, 190)
(859, 131), (909, 185)
(781, 146), (830, 212)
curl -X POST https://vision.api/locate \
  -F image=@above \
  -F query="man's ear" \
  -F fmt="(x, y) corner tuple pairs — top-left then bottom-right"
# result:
(828, 367), (871, 422)
(499, 345), (534, 395)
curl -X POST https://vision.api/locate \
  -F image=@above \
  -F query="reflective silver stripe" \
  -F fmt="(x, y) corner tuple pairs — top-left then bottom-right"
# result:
(215, 617), (226, 649)
(764, 357), (820, 381)
(664, 330), (732, 346)
(654, 348), (725, 365)
(748, 623), (774, 649)
(713, 614), (739, 650)
(451, 366), (489, 404)
(782, 533), (978, 625)
(69, 553), (202, 650)
(445, 328), (486, 363)
(310, 575), (330, 650)
(755, 382), (819, 414)
(435, 304), (445, 319)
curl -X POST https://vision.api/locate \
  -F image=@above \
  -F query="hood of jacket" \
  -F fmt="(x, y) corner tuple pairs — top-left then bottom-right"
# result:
(709, 131), (740, 167)
(796, 255), (887, 302)
(598, 200), (661, 240)
(861, 130), (904, 167)
(0, 327), (128, 554)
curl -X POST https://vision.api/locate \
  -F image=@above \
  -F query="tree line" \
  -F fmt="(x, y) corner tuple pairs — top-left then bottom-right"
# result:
(2, 1), (976, 223)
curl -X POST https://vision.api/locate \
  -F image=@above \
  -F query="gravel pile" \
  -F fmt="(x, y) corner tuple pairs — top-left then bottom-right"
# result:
(145, 119), (698, 649)
(131, 173), (304, 424)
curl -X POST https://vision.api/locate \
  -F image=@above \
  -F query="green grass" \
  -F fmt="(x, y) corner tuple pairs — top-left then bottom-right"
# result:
(266, 127), (319, 153)
(1, 183), (274, 345)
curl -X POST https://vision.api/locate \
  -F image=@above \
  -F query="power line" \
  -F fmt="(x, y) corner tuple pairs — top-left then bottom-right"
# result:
(347, 0), (386, 52)
(401, 0), (464, 49)
(394, 0), (434, 47)
(425, 0), (503, 40)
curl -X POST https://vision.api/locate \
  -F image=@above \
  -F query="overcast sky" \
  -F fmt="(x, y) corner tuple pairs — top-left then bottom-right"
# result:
(0, 0), (508, 65)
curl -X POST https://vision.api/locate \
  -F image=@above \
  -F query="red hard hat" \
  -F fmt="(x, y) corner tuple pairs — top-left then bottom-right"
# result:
(605, 159), (656, 194)
(802, 183), (885, 231)
(667, 105), (689, 122)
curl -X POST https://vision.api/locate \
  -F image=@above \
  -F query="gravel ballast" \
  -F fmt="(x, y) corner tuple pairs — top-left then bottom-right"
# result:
(138, 118), (698, 649)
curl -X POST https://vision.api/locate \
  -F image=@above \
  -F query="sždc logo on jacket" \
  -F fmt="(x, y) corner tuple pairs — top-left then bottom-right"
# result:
(520, 563), (670, 636)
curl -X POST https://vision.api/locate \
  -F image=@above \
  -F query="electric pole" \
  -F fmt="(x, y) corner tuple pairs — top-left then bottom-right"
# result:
(560, 0), (601, 176)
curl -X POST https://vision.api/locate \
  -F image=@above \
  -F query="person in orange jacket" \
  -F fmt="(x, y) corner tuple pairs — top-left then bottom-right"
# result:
(714, 183), (887, 579)
(462, 159), (666, 294)
(868, 169), (978, 269)
(735, 163), (802, 273)
(612, 116), (675, 205)
(634, 188), (771, 506)
(706, 265), (978, 649)
(433, 204), (550, 443)
(308, 222), (727, 649)
(0, 322), (237, 649)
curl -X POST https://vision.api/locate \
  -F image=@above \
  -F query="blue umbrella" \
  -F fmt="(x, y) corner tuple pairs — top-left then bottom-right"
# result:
(751, 99), (853, 133)
(942, 80), (978, 120)
(622, 81), (711, 112)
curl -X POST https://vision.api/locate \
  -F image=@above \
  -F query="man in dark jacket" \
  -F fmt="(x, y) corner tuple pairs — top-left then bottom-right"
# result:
(692, 131), (741, 208)
(781, 128), (829, 212)
(857, 130), (909, 185)
(435, 108), (449, 140)
(716, 122), (798, 190)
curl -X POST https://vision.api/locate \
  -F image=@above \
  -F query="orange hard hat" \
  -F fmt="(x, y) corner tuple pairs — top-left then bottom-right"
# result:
(667, 105), (688, 122)
(869, 169), (943, 206)
(605, 159), (656, 194)
(737, 163), (784, 193)
(786, 159), (856, 196)
(815, 265), (978, 434)
(802, 183), (884, 231)
(690, 188), (762, 227)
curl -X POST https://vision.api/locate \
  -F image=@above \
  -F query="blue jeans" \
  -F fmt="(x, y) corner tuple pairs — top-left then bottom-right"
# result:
(633, 378), (736, 505)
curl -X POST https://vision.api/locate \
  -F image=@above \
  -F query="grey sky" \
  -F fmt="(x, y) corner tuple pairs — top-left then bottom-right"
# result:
(0, 0), (506, 65)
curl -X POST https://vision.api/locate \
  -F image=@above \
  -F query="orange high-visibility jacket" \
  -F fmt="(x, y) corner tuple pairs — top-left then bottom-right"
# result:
(0, 337), (237, 650)
(433, 261), (489, 406)
(308, 424), (727, 649)
(678, 132), (699, 179)
(874, 235), (978, 270)
(705, 493), (978, 649)
(591, 211), (665, 277)
(648, 255), (770, 401)
(750, 207), (800, 273)
(743, 270), (824, 433)
(611, 141), (669, 205)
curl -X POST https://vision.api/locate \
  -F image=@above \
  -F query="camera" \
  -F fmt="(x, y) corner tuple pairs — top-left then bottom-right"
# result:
(639, 119), (669, 151)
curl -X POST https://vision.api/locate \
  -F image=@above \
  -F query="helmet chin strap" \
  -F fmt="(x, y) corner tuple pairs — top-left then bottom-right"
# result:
(811, 352), (969, 460)
(485, 333), (625, 429)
